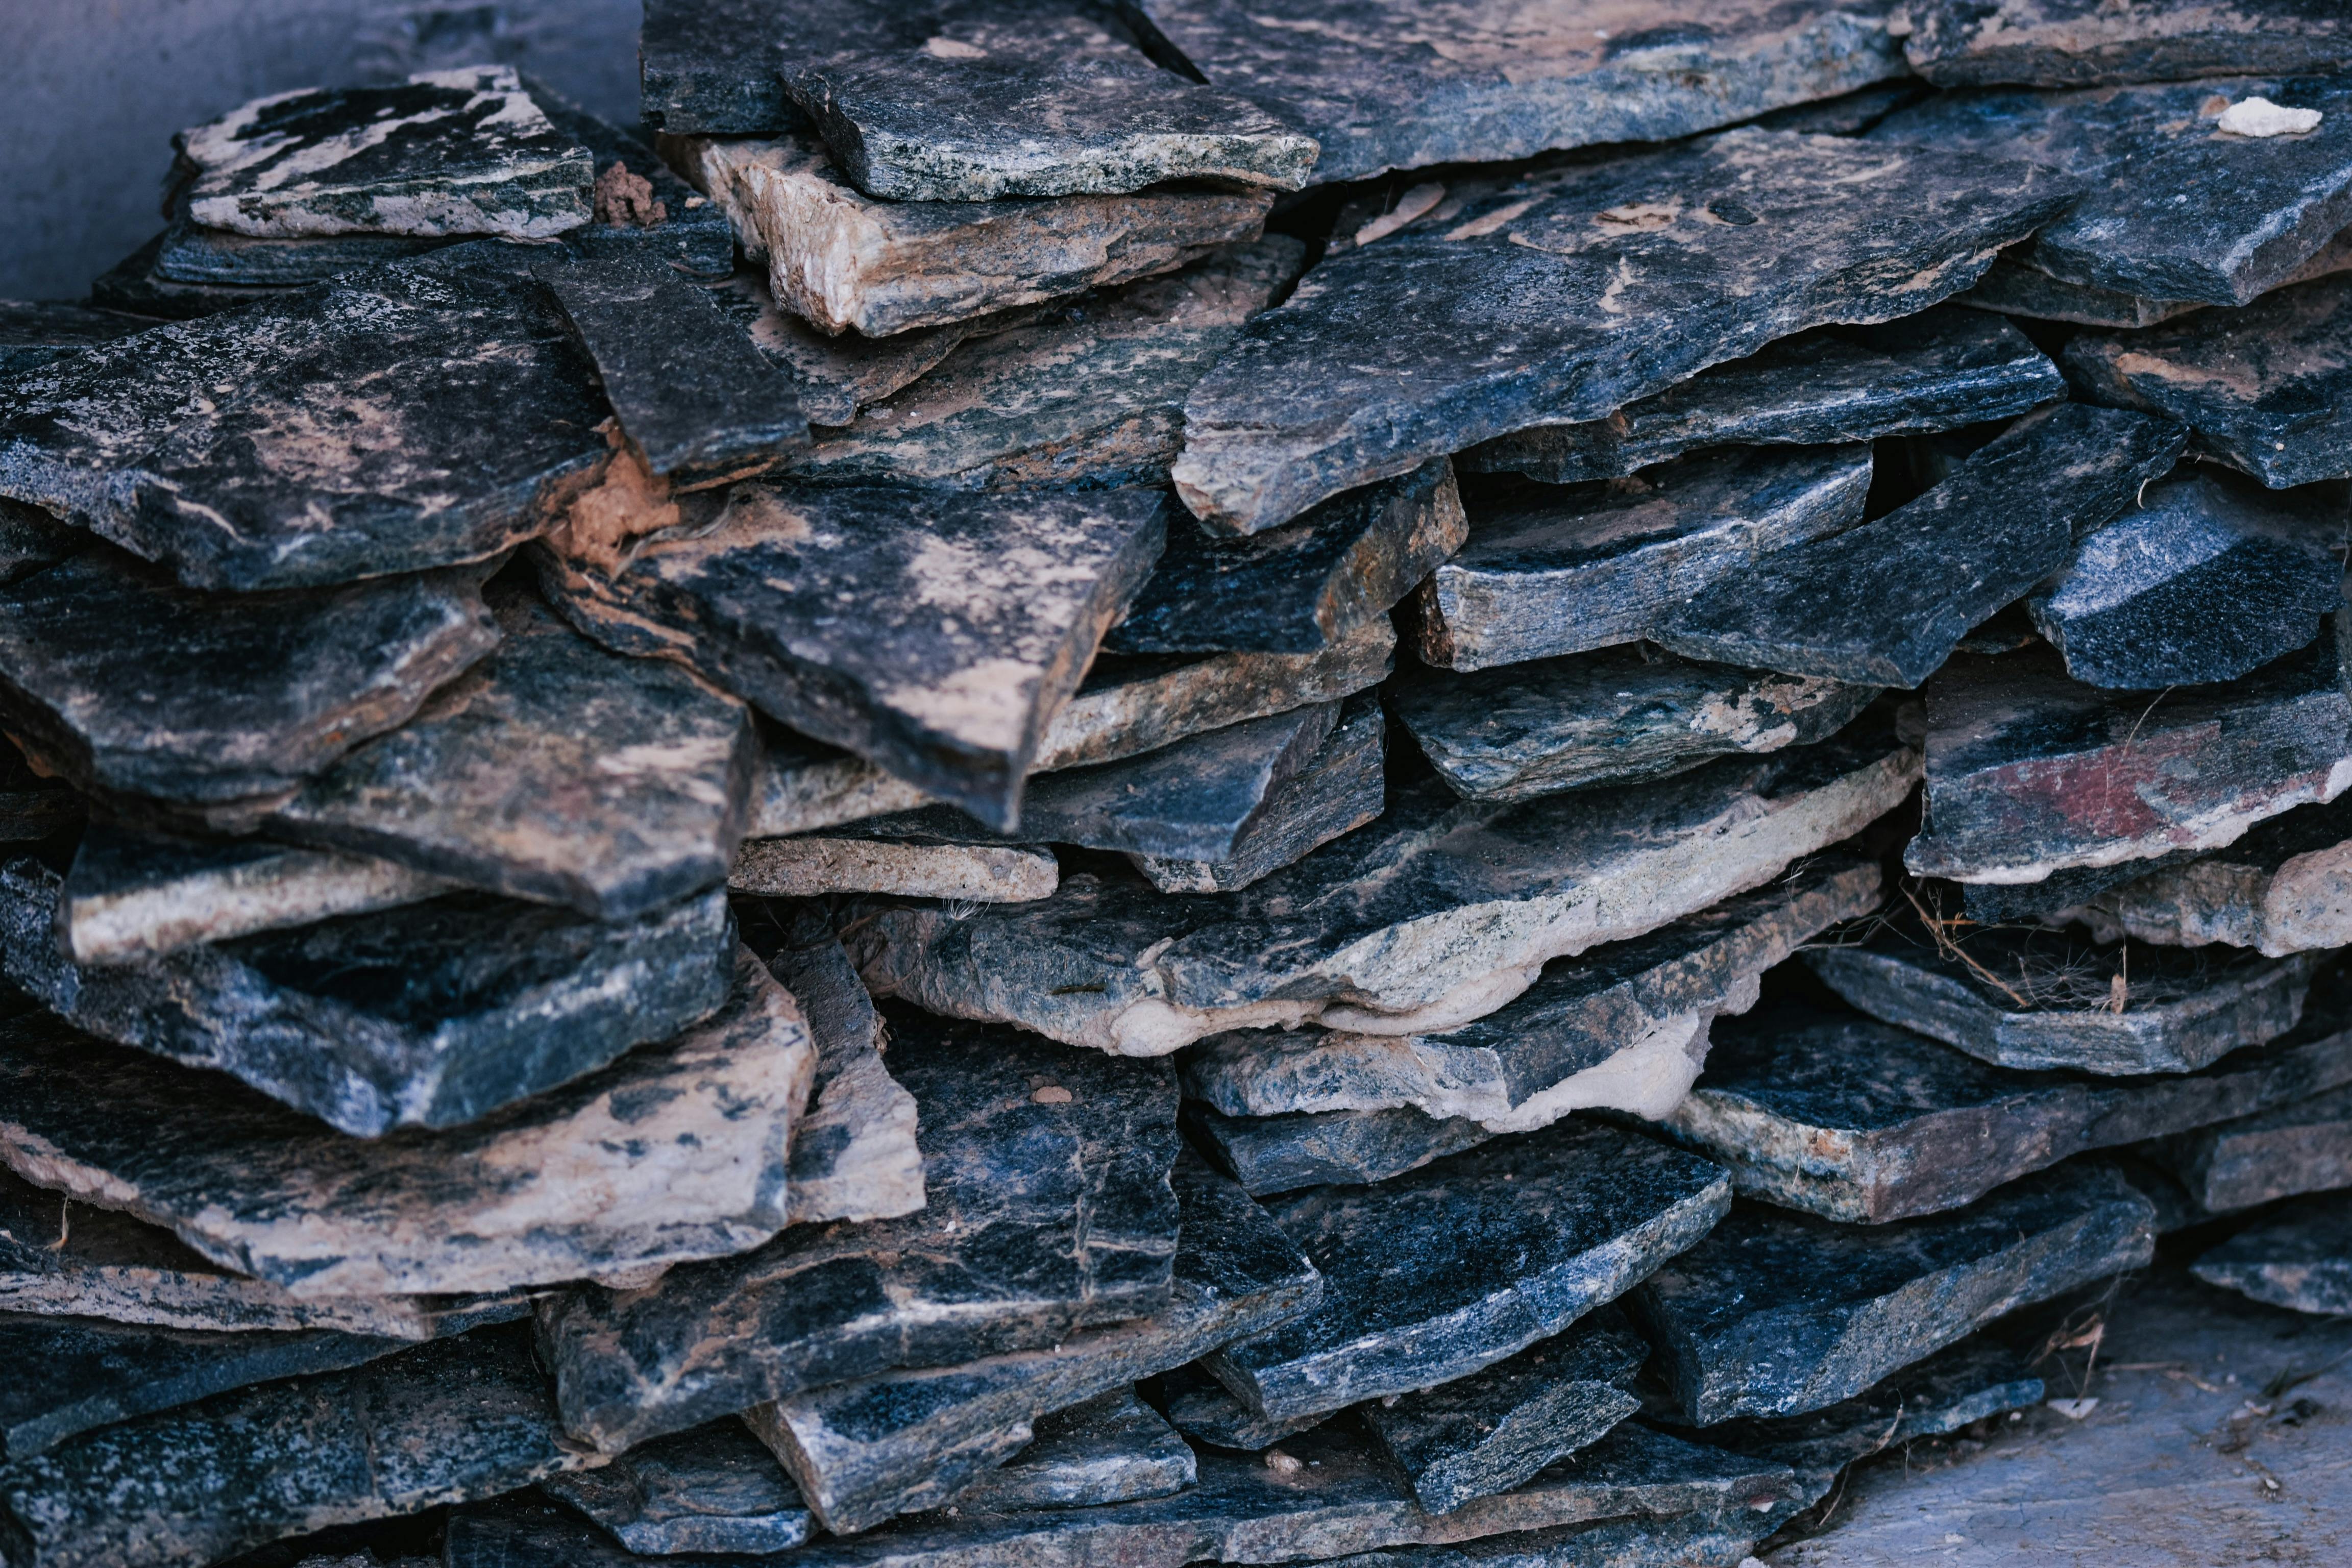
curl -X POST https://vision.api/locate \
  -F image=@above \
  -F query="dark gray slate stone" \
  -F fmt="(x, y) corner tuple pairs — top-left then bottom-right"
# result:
(2063, 271), (2352, 488)
(1902, 0), (2352, 88)
(1110, 459), (1466, 655)
(1957, 223), (2352, 326)
(1903, 634), (2352, 887)
(536, 479), (1166, 831)
(2157, 1080), (2352, 1211)
(1408, 446), (1874, 673)
(0, 547), (496, 806)
(88, 232), (290, 322)
(853, 722), (1917, 1057)
(1870, 76), (2352, 308)
(1172, 128), (2076, 533)
(0, 945), (812, 1295)
(1658, 989), (2352, 1221)
(0, 860), (737, 1137)
(0, 1322), (594, 1568)
(945, 1388), (1196, 1513)
(2191, 1195), (2352, 1313)
(1461, 310), (2062, 485)
(1278, 1513), (1774, 1568)
(1393, 645), (1880, 802)
(1185, 1101), (1496, 1195)
(2076, 795), (2352, 954)
(1631, 1166), (2155, 1424)
(731, 835), (1060, 902)
(540, 1420), (814, 1555)
(1651, 405), (2188, 689)
(0, 262), (612, 592)
(0, 500), (82, 588)
(536, 1006), (1183, 1453)
(2027, 469), (2342, 688)
(1207, 1121), (1731, 1422)
(149, 218), (445, 287)
(1359, 1308), (1648, 1515)
(540, 88), (739, 283)
(0, 302), (155, 377)
(741, 1157), (1314, 1532)
(1159, 1362), (1326, 1450)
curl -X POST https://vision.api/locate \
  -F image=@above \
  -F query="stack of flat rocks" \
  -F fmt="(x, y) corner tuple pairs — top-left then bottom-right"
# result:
(2, 1), (2351, 1562)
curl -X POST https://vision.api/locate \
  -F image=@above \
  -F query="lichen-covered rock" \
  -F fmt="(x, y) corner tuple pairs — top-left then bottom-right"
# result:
(2191, 1195), (2352, 1313)
(1901, 0), (2352, 88)
(2076, 796), (2352, 955)
(540, 1420), (815, 1555)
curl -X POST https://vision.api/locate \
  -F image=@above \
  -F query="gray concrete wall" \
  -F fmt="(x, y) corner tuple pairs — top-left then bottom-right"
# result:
(0, 0), (643, 301)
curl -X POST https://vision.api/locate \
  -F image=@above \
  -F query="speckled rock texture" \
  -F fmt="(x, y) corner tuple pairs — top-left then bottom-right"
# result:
(1900, 0), (2352, 87)
(2157, 1079), (2352, 1211)
(2071, 796), (2352, 955)
(540, 1419), (815, 1555)
(705, 271), (1018, 427)
(1157, 1362), (1327, 1450)
(2192, 1194), (2352, 1313)
(733, 836), (1060, 901)
(943, 1388), (1196, 1513)
(0, 302), (154, 376)
(1184, 1100), (1497, 1195)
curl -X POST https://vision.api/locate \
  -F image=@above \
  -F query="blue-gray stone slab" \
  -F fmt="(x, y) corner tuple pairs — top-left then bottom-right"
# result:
(1901, 0), (2352, 88)
(1185, 1101), (1496, 1196)
(2155, 1079), (2352, 1212)
(943, 1388), (1196, 1514)
(541, 1419), (815, 1555)
(2073, 794), (2352, 955)
(2192, 1195), (2352, 1313)
(0, 301), (154, 377)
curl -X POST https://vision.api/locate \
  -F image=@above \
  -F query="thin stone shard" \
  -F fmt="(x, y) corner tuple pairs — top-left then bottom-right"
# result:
(2076, 796), (2352, 955)
(732, 837), (1059, 902)
(1901, 0), (2352, 88)
(2155, 1080), (2352, 1211)
(1132, 694), (1387, 893)
(944, 1388), (1196, 1514)
(2191, 1195), (2352, 1313)
(1956, 224), (2352, 326)
(540, 1420), (815, 1555)
(1185, 1100), (1497, 1195)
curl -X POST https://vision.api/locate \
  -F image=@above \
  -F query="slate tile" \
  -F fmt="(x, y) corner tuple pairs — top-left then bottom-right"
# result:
(2076, 796), (2352, 955)
(0, 301), (157, 376)
(88, 231), (289, 321)
(1631, 1166), (2155, 1424)
(1185, 1101), (1497, 1196)
(1172, 128), (2075, 534)
(2155, 1080), (2352, 1212)
(535, 1006), (1182, 1452)
(540, 1420), (815, 1555)
(943, 1388), (1195, 1513)
(731, 837), (1060, 901)
(2191, 1194), (2352, 1313)
(1901, 0), (2352, 88)
(537, 86), (738, 283)
(150, 218), (451, 288)
(1954, 224), (2352, 327)
(1158, 1363), (1327, 1451)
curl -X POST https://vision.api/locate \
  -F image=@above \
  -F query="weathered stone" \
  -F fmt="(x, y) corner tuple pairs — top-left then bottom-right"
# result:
(0, 262), (611, 592)
(1284, 1513), (1775, 1568)
(1158, 1363), (1327, 1450)
(732, 837), (1059, 902)
(1360, 1308), (1648, 1515)
(853, 727), (1917, 1056)
(1632, 1166), (2155, 1424)
(0, 944), (811, 1295)
(1903, 635), (2352, 887)
(680, 131), (1272, 339)
(1208, 1121), (1730, 1422)
(0, 1322), (595, 1568)
(1409, 447), (1875, 673)
(88, 232), (288, 321)
(0, 861), (737, 1137)
(1652, 405), (2188, 689)
(2063, 271), (2352, 488)
(1901, 0), (2352, 88)
(946, 1388), (1195, 1514)
(535, 480), (1165, 831)
(1461, 310), (2062, 485)
(0, 501), (82, 592)
(149, 219), (448, 288)
(1955, 224), (2352, 326)
(787, 239), (1303, 493)
(1173, 128), (2075, 533)
(2157, 1081), (2352, 1212)
(541, 1420), (815, 1555)
(539, 89), (738, 283)
(1658, 991), (2352, 1222)
(176, 66), (593, 239)
(0, 302), (155, 376)
(536, 1007), (1182, 1452)
(0, 547), (495, 807)
(2076, 795), (2352, 954)
(1185, 1101), (1497, 1195)
(2191, 1195), (2352, 1313)
(1870, 76), (2352, 308)
(743, 1157), (1315, 1531)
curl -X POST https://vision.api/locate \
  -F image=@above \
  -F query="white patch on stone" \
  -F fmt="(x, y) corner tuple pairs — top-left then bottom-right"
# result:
(2217, 99), (2323, 138)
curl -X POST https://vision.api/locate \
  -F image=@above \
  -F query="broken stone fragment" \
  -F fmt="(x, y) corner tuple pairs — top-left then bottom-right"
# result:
(1207, 1121), (1729, 1422)
(2191, 1195), (2352, 1313)
(1184, 1101), (1495, 1195)
(1652, 405), (2188, 689)
(1173, 128), (2076, 533)
(540, 1420), (815, 1555)
(1956, 224), (2352, 327)
(0, 861), (737, 1137)
(0, 300), (155, 375)
(535, 479), (1165, 831)
(0, 263), (611, 592)
(1901, 0), (2352, 88)
(1158, 1362), (1326, 1450)
(1633, 1165), (2155, 1424)
(176, 66), (593, 239)
(1462, 310), (2063, 485)
(1658, 992), (2352, 1222)
(2155, 1080), (2352, 1212)
(2075, 796), (2352, 955)
(1408, 446), (1875, 673)
(536, 1006), (1182, 1452)
(851, 729), (1917, 1056)
(945, 1388), (1196, 1514)
(732, 837), (1059, 901)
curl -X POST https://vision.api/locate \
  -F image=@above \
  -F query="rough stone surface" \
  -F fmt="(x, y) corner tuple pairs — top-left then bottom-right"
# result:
(1207, 1121), (1731, 1421)
(732, 837), (1060, 902)
(540, 90), (739, 282)
(2073, 793), (2352, 955)
(0, 262), (614, 592)
(2192, 1195), (2352, 1313)
(944, 1389), (1195, 1514)
(1652, 405), (2187, 689)
(0, 302), (154, 376)
(1461, 309), (2061, 485)
(1632, 1166), (2155, 1424)
(0, 861), (737, 1137)
(2158, 1080), (2352, 1212)
(1172, 128), (2075, 534)
(705, 270), (1007, 426)
(535, 1007), (1182, 1453)
(1967, 221), (2352, 328)
(852, 729), (1917, 1056)
(1158, 1363), (1327, 1451)
(540, 1419), (814, 1555)
(1902, 0), (2352, 88)
(1409, 446), (1874, 673)
(1185, 1101), (1497, 1195)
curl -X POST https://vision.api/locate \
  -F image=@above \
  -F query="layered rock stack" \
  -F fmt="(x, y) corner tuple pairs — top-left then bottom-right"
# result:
(1, 2), (2350, 1564)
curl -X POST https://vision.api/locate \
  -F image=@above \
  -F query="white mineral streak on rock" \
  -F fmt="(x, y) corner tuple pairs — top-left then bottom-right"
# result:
(731, 837), (1058, 902)
(2218, 97), (2323, 138)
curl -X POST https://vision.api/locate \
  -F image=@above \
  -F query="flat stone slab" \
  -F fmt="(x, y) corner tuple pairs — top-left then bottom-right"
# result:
(1185, 1101), (1496, 1195)
(1960, 223), (2352, 329)
(1207, 1120), (1730, 1422)
(1172, 127), (2075, 533)
(537, 1007), (1182, 1453)
(1632, 1165), (2155, 1424)
(534, 89), (739, 282)
(0, 853), (737, 1134)
(2073, 794), (2352, 955)
(1393, 645), (1880, 801)
(733, 837), (1059, 901)
(1651, 404), (2187, 689)
(536, 479), (1165, 831)
(0, 262), (611, 592)
(707, 270), (1010, 426)
(681, 131), (1273, 338)
(744, 1157), (1314, 1530)
(852, 728), (1917, 1055)
(177, 66), (593, 239)
(1158, 1362), (1326, 1451)
(1408, 446), (1875, 673)
(946, 1388), (1195, 1514)
(1659, 992), (2352, 1222)
(1462, 309), (2063, 485)
(2193, 1196), (2352, 1313)
(0, 302), (154, 377)
(1870, 76), (2352, 308)
(2063, 271), (2352, 488)
(1901, 0), (2352, 87)
(541, 1419), (814, 1555)
(0, 945), (811, 1296)
(1904, 634), (2352, 887)
(2158, 1081), (2352, 1212)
